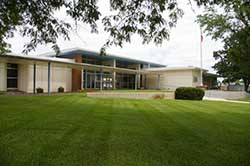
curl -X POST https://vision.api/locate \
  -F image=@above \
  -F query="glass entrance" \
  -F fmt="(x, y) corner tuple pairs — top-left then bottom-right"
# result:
(116, 73), (135, 89)
(83, 70), (113, 90)
(7, 63), (18, 89)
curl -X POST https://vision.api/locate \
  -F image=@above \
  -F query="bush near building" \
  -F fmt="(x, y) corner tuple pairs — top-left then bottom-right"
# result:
(175, 87), (205, 100)
(36, 87), (44, 93)
(58, 87), (64, 93)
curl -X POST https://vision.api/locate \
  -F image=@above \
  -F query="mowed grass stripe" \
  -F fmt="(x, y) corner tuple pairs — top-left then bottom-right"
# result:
(132, 99), (250, 165)
(0, 95), (250, 166)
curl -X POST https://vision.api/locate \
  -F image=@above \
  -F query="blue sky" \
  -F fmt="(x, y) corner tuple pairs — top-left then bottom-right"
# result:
(7, 0), (223, 73)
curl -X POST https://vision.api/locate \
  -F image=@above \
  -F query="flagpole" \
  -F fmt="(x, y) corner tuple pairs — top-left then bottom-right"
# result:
(200, 26), (203, 86)
(189, 2), (204, 87)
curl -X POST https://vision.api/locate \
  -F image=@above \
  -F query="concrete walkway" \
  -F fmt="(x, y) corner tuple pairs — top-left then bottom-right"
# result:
(205, 90), (250, 100)
(87, 92), (175, 99)
(204, 97), (250, 104)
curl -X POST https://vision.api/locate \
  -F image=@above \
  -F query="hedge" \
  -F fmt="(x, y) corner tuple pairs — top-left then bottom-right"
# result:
(175, 87), (205, 100)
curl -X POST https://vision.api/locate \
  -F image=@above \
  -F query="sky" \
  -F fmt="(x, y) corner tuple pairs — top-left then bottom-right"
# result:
(7, 0), (223, 73)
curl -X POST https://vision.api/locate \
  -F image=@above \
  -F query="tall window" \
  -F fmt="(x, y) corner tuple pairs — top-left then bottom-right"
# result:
(193, 76), (198, 83)
(83, 70), (113, 89)
(7, 63), (18, 89)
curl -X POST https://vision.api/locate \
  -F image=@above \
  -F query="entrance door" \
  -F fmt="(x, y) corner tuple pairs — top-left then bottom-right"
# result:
(7, 63), (18, 89)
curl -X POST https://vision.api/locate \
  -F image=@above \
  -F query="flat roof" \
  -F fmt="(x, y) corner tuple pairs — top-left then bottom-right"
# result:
(144, 66), (208, 72)
(39, 47), (166, 68)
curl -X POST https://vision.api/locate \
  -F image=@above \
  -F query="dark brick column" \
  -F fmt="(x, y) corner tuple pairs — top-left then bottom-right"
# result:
(72, 55), (83, 91)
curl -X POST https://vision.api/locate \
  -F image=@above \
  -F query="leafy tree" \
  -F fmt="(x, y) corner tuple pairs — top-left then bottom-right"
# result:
(0, 0), (184, 54)
(0, 0), (231, 54)
(197, 0), (250, 92)
(213, 50), (239, 87)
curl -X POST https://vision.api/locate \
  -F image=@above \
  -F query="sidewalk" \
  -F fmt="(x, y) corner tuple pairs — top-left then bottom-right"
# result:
(204, 97), (250, 104)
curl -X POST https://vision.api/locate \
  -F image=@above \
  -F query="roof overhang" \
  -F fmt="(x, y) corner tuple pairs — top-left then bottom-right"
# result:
(0, 54), (160, 75)
(39, 47), (166, 68)
(143, 66), (208, 73)
(203, 72), (219, 77)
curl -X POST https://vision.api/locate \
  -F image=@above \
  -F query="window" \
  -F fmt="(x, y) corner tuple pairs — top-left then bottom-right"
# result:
(193, 76), (198, 83)
(7, 63), (18, 89)
(83, 70), (113, 89)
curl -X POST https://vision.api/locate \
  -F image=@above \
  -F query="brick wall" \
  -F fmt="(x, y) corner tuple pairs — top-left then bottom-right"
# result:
(72, 55), (82, 91)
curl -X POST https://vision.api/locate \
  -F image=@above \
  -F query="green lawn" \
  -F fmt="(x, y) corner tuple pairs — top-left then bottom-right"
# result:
(0, 91), (6, 95)
(238, 98), (250, 102)
(0, 94), (250, 166)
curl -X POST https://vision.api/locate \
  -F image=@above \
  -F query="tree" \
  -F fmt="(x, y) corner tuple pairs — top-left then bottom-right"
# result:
(0, 0), (232, 54)
(197, 0), (250, 92)
(213, 50), (239, 87)
(224, 29), (250, 92)
(0, 0), (184, 54)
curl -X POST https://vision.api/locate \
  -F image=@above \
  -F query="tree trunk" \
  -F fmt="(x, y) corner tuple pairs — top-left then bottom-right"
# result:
(244, 83), (249, 93)
(243, 78), (250, 93)
(227, 80), (230, 91)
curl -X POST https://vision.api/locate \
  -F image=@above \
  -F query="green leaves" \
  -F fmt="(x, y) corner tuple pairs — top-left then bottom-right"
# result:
(0, 0), (101, 54)
(0, 0), (184, 54)
(102, 0), (183, 51)
(197, 0), (250, 92)
(212, 28), (250, 92)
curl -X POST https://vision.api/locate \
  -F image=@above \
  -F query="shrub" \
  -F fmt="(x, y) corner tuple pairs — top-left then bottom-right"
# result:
(175, 87), (205, 100)
(58, 86), (64, 93)
(0, 91), (6, 95)
(152, 94), (165, 100)
(36, 87), (44, 93)
(79, 89), (86, 93)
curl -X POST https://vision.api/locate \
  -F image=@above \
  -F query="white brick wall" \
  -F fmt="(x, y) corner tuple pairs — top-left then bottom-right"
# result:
(0, 62), (6, 91)
(146, 70), (194, 90)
